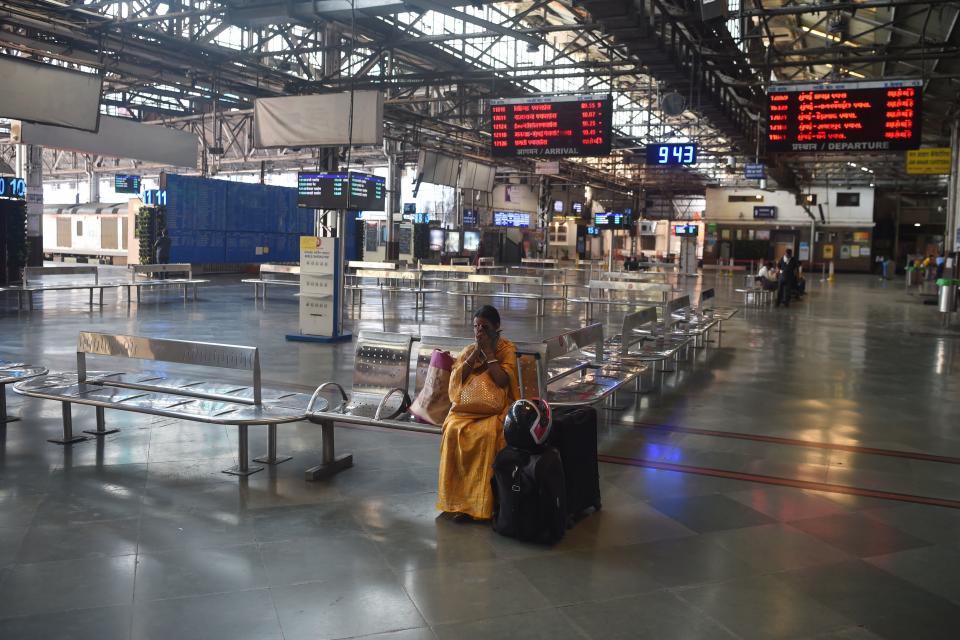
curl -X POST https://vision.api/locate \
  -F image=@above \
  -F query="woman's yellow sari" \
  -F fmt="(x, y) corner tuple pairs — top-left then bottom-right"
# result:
(436, 338), (519, 519)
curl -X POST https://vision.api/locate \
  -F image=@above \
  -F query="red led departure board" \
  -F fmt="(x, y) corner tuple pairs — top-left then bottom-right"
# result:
(766, 79), (922, 152)
(490, 94), (613, 158)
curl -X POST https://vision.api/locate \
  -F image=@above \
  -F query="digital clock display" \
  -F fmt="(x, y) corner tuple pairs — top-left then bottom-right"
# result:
(766, 79), (922, 152)
(490, 94), (613, 158)
(0, 176), (26, 200)
(646, 143), (697, 165)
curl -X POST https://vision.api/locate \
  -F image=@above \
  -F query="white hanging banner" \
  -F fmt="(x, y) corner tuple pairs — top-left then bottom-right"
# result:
(254, 92), (384, 149)
(13, 116), (199, 168)
(0, 58), (102, 132)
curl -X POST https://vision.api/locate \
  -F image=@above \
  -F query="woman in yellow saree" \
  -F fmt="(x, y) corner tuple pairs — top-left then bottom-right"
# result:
(437, 305), (520, 521)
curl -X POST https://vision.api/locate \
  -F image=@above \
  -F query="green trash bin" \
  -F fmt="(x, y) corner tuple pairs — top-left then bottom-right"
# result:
(936, 278), (959, 313)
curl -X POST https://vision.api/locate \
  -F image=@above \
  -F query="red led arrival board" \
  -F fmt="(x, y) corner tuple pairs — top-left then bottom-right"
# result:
(767, 79), (922, 152)
(490, 93), (613, 158)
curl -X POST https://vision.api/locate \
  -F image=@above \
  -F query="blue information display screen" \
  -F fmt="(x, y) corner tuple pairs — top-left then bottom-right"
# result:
(463, 209), (478, 226)
(114, 174), (141, 194)
(646, 143), (698, 165)
(298, 172), (349, 209)
(673, 223), (699, 236)
(594, 211), (629, 228)
(298, 172), (385, 211)
(349, 172), (386, 211)
(493, 211), (531, 227)
(0, 176), (26, 200)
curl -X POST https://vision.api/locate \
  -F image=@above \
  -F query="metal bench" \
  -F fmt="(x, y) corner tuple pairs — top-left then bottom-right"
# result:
(301, 331), (549, 479)
(347, 260), (398, 272)
(595, 306), (685, 373)
(345, 269), (440, 316)
(418, 264), (477, 290)
(241, 264), (301, 300)
(566, 280), (673, 323)
(8, 266), (124, 310)
(12, 332), (326, 477)
(0, 360), (48, 423)
(543, 324), (645, 406)
(126, 263), (207, 303)
(450, 274), (564, 316)
(599, 270), (672, 283)
(735, 285), (774, 306)
(302, 325), (640, 477)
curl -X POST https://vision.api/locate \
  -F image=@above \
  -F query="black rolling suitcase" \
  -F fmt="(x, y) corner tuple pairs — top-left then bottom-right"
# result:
(549, 406), (601, 520)
(491, 446), (567, 545)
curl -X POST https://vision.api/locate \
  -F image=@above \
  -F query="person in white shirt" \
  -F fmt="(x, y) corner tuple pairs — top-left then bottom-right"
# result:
(756, 262), (778, 290)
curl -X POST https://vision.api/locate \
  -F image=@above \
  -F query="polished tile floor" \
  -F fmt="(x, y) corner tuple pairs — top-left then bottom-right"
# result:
(1, 270), (959, 639)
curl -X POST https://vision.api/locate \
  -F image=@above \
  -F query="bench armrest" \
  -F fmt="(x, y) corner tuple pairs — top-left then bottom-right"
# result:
(374, 388), (412, 421)
(307, 382), (348, 414)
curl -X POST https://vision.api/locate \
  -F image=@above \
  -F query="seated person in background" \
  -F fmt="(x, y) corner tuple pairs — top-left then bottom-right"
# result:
(794, 265), (806, 298)
(757, 262), (779, 290)
(437, 305), (520, 521)
(624, 255), (640, 271)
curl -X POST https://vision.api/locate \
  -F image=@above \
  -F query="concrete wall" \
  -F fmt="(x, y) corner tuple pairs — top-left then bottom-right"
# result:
(705, 186), (875, 226)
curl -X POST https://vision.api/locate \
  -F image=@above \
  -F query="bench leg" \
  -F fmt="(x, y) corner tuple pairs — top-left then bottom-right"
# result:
(305, 420), (353, 481)
(254, 424), (292, 465)
(0, 383), (18, 424)
(28, 291), (34, 311)
(83, 406), (119, 436)
(89, 288), (94, 307)
(223, 425), (263, 476)
(193, 284), (199, 301)
(99, 288), (104, 307)
(48, 402), (88, 445)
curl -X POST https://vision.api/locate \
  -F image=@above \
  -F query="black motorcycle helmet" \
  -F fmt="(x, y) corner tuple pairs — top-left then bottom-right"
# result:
(503, 398), (552, 450)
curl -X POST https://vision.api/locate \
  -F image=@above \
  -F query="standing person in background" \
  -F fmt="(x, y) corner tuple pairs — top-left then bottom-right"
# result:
(777, 249), (799, 307)
(153, 229), (171, 278)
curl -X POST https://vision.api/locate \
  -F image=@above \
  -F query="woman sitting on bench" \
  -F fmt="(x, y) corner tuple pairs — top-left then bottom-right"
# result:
(437, 305), (520, 521)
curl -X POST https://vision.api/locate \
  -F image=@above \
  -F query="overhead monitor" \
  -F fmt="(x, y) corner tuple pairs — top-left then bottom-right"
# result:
(463, 230), (481, 252)
(646, 143), (697, 165)
(493, 211), (531, 228)
(414, 213), (431, 224)
(298, 172), (349, 209)
(552, 200), (564, 214)
(571, 201), (584, 215)
(114, 174), (142, 194)
(444, 231), (461, 253)
(594, 211), (628, 228)
(348, 172), (386, 211)
(429, 228), (444, 251)
(463, 209), (478, 226)
(767, 79), (922, 152)
(490, 93), (613, 158)
(586, 226), (599, 236)
(403, 202), (417, 215)
(674, 223), (699, 236)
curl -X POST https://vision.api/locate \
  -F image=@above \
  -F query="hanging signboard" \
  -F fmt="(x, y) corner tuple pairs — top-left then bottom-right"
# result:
(490, 93), (613, 158)
(767, 79), (922, 152)
(905, 147), (952, 175)
(753, 206), (777, 219)
(744, 163), (766, 180)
